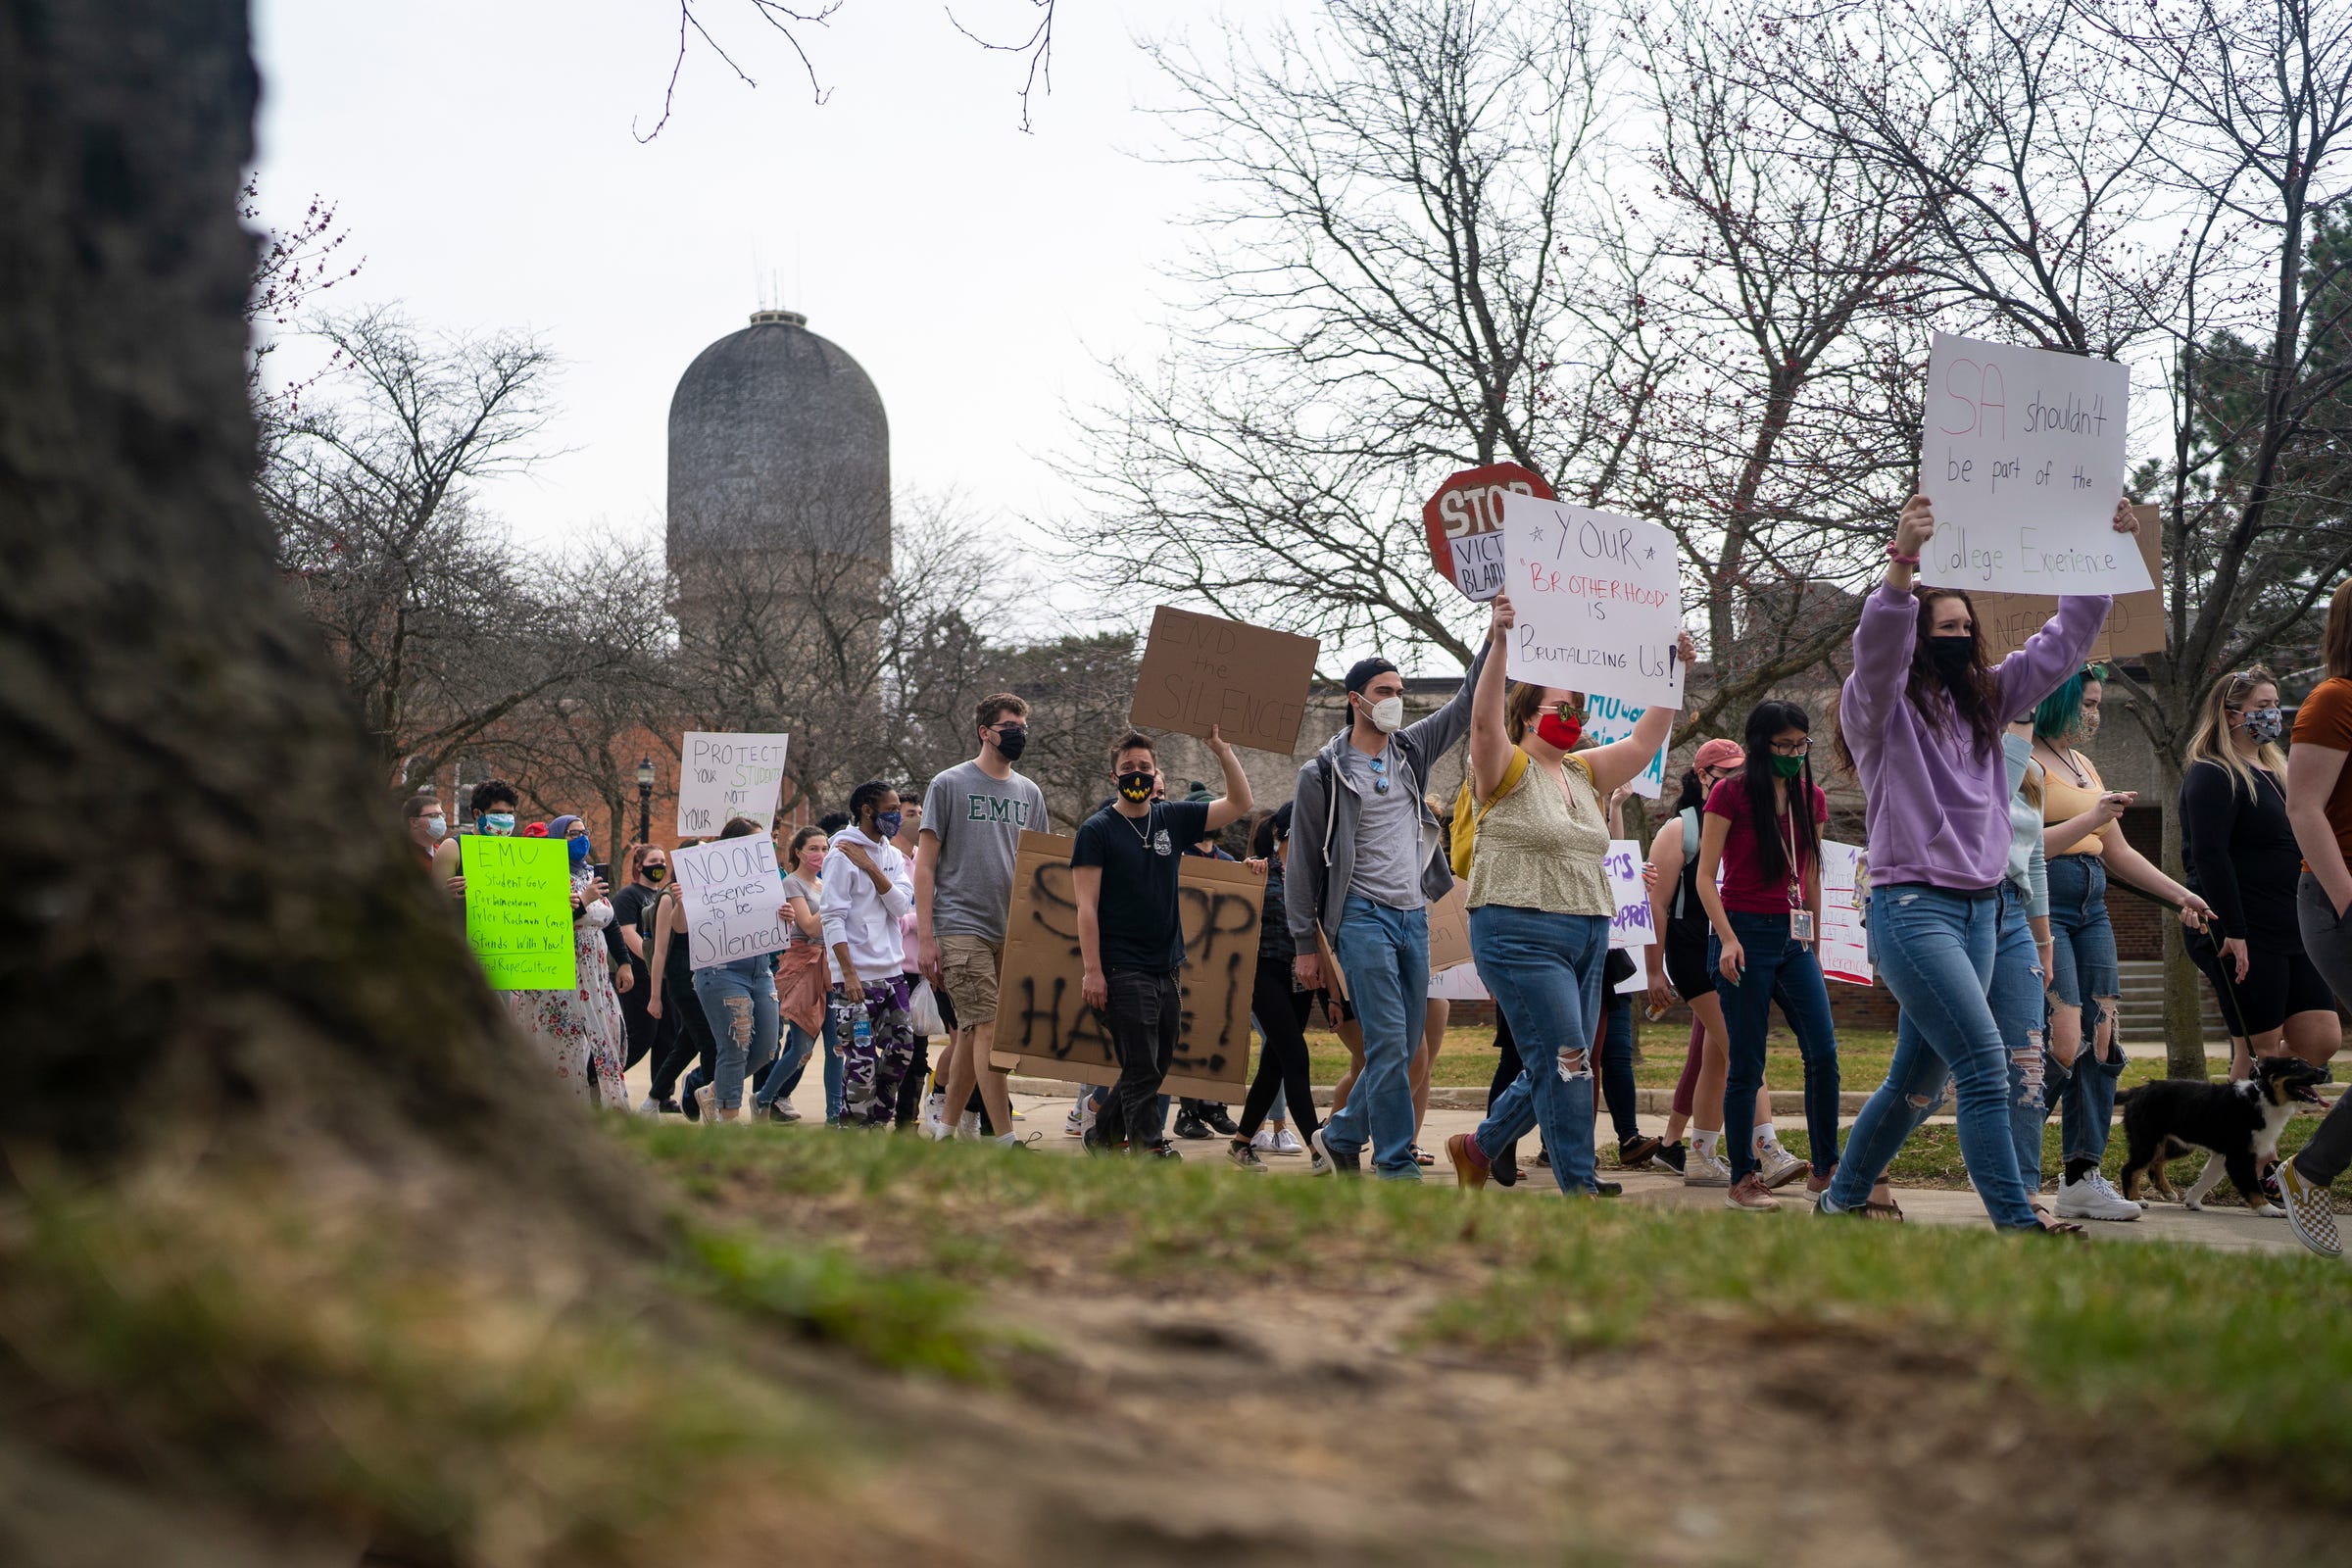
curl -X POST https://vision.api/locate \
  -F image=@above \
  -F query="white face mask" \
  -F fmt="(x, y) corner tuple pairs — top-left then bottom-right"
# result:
(1362, 695), (1405, 734)
(422, 814), (447, 840)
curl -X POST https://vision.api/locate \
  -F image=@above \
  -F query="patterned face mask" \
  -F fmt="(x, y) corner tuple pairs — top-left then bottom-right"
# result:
(2243, 706), (2284, 744)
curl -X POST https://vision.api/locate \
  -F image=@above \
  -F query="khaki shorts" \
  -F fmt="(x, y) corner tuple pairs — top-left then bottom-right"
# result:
(937, 933), (1004, 1026)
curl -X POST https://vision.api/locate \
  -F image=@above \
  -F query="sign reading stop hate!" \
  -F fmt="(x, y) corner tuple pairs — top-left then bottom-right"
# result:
(1130, 607), (1321, 755)
(1423, 462), (1555, 603)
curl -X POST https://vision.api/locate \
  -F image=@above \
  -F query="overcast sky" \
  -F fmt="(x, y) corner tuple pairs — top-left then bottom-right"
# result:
(251, 0), (1296, 632)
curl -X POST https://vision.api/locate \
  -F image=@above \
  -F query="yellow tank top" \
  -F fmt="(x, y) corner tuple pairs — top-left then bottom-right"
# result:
(1466, 752), (1613, 916)
(2038, 746), (2110, 854)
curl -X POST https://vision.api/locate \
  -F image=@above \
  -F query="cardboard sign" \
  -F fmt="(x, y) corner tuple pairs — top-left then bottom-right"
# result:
(1502, 494), (1686, 708)
(676, 732), (791, 835)
(988, 832), (1262, 1100)
(464, 837), (576, 991)
(1584, 693), (1667, 799)
(1605, 838), (1656, 952)
(1919, 332), (2149, 594)
(670, 835), (789, 971)
(1313, 921), (1349, 1003)
(1947, 505), (2165, 661)
(1819, 840), (1872, 986)
(1422, 462), (1556, 602)
(1129, 608), (1321, 755)
(1428, 882), (1472, 973)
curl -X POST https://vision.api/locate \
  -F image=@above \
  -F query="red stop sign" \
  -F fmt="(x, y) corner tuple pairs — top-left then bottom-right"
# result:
(1422, 462), (1555, 602)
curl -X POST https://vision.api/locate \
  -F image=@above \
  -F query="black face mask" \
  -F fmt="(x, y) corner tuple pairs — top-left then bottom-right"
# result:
(1927, 635), (1975, 680)
(993, 724), (1029, 762)
(1116, 769), (1155, 804)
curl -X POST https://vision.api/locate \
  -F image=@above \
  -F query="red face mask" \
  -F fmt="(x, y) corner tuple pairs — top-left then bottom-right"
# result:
(1536, 710), (1584, 751)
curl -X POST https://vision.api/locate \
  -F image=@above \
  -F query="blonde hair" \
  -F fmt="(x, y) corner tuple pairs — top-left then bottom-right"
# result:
(2183, 665), (2286, 795)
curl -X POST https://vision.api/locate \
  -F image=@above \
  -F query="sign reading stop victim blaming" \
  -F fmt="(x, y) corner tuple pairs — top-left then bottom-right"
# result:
(676, 732), (790, 836)
(1920, 332), (2150, 594)
(1501, 494), (1686, 709)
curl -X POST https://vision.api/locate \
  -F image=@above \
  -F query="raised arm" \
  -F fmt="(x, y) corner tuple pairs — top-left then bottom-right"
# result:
(1582, 632), (1695, 798)
(1468, 596), (1518, 801)
(1202, 725), (1253, 831)
(1399, 610), (1498, 760)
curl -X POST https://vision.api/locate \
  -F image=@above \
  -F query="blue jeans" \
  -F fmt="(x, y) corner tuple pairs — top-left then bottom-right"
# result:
(1707, 910), (1840, 1180)
(1324, 895), (1431, 1179)
(2047, 854), (2123, 1164)
(1470, 906), (1609, 1196)
(1828, 885), (2037, 1229)
(764, 1005), (842, 1118)
(1847, 886), (2051, 1191)
(693, 957), (780, 1111)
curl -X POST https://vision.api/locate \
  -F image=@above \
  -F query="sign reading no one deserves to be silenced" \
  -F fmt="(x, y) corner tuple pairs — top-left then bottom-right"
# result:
(1130, 607), (1321, 755)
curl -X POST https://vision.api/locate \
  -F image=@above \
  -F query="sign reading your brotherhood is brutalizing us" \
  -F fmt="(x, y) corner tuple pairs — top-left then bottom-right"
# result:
(1501, 494), (1686, 710)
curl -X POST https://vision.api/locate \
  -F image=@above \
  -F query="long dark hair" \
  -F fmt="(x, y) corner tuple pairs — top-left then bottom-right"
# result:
(1671, 767), (1708, 813)
(1833, 587), (2003, 772)
(1740, 700), (1818, 885)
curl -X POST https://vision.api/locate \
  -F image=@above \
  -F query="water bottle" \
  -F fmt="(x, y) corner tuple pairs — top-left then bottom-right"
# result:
(849, 1000), (871, 1053)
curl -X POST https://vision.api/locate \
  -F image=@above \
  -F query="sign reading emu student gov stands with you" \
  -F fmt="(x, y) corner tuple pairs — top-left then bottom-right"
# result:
(1423, 462), (1555, 602)
(1919, 332), (2151, 595)
(669, 836), (789, 971)
(1130, 608), (1320, 755)
(676, 732), (790, 836)
(464, 837), (575, 991)
(1502, 494), (1686, 709)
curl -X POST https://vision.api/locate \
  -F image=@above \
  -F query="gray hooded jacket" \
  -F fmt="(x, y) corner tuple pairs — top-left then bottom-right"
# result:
(1283, 639), (1492, 947)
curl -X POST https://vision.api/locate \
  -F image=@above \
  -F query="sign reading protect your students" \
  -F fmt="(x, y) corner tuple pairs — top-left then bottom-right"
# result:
(675, 732), (791, 836)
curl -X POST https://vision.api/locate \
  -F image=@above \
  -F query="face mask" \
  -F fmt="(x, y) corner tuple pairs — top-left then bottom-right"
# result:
(1360, 695), (1405, 734)
(567, 835), (591, 864)
(1772, 755), (1805, 779)
(644, 864), (666, 883)
(1926, 635), (1974, 680)
(480, 812), (515, 837)
(874, 810), (904, 840)
(993, 724), (1029, 762)
(422, 814), (446, 840)
(2244, 707), (2284, 743)
(1535, 711), (1583, 751)
(1117, 769), (1155, 804)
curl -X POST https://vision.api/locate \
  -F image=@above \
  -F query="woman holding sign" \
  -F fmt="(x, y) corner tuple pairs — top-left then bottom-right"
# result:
(1445, 595), (1692, 1198)
(509, 815), (630, 1113)
(1822, 495), (2140, 1235)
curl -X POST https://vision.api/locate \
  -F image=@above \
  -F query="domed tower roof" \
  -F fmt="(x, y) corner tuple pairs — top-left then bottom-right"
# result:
(666, 310), (891, 571)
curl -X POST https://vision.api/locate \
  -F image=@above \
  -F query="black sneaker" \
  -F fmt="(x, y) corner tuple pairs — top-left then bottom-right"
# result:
(1493, 1155), (1520, 1188)
(1227, 1140), (1267, 1171)
(1203, 1104), (1240, 1136)
(1142, 1140), (1184, 1159)
(1172, 1109), (1213, 1141)
(679, 1083), (703, 1122)
(1618, 1134), (1664, 1169)
(1653, 1140), (1688, 1174)
(1535, 1147), (1551, 1169)
(1590, 1179), (1623, 1198)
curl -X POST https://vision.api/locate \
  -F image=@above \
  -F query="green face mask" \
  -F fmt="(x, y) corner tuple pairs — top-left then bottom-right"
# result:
(1771, 755), (1804, 779)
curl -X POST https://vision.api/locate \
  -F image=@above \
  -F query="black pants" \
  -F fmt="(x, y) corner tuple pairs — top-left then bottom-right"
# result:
(657, 962), (713, 1102)
(1489, 1012), (1529, 1165)
(1237, 957), (1320, 1141)
(619, 956), (678, 1073)
(1092, 967), (1181, 1151)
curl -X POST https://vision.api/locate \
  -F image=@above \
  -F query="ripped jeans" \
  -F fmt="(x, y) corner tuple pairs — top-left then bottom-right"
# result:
(1469, 905), (1609, 1196)
(1841, 885), (2051, 1192)
(692, 956), (781, 1112)
(2046, 853), (2124, 1164)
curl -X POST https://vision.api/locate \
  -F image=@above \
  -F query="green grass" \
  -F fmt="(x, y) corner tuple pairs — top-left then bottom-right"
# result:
(625, 1124), (2352, 1507)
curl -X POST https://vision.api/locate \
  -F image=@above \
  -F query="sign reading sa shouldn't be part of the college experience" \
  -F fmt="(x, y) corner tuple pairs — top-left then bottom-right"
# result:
(1501, 494), (1687, 710)
(1918, 331), (2152, 595)
(464, 836), (576, 991)
(1422, 462), (1556, 603)
(675, 732), (791, 836)
(669, 836), (790, 971)
(1129, 607), (1321, 755)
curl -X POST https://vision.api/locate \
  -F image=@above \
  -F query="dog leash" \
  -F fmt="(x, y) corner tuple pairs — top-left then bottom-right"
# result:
(2108, 880), (2252, 1033)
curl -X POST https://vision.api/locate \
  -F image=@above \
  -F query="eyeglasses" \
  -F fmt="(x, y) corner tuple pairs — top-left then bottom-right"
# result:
(1769, 739), (1813, 758)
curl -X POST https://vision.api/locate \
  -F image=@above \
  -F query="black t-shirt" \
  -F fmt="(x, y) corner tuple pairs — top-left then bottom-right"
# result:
(611, 883), (657, 969)
(2180, 759), (2300, 948)
(1072, 800), (1212, 972)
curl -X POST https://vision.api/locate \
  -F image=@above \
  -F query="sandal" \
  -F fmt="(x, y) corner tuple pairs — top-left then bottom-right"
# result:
(1411, 1144), (1436, 1167)
(1858, 1200), (1905, 1222)
(2030, 1218), (2089, 1240)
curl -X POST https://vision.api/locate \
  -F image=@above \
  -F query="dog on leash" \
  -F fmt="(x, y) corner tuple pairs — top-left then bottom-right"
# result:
(2115, 1055), (2329, 1214)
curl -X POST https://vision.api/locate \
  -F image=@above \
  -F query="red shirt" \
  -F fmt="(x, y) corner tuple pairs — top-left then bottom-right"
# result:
(1704, 777), (1828, 915)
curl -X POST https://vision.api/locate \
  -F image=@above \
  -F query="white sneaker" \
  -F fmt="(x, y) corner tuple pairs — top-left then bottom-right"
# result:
(1251, 1127), (1278, 1152)
(1756, 1140), (1808, 1190)
(2053, 1171), (2142, 1221)
(924, 1091), (948, 1127)
(1273, 1128), (1305, 1156)
(1064, 1096), (1098, 1138)
(918, 1110), (954, 1143)
(692, 1084), (717, 1124)
(636, 1095), (664, 1117)
(1684, 1146), (1734, 1188)
(957, 1108), (981, 1139)
(2278, 1156), (2341, 1257)
(2091, 1170), (2147, 1211)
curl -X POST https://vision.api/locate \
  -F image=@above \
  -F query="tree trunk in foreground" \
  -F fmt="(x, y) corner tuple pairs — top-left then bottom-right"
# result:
(0, 0), (642, 1223)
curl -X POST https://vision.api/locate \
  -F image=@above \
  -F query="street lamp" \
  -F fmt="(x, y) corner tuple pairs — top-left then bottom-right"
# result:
(636, 757), (656, 847)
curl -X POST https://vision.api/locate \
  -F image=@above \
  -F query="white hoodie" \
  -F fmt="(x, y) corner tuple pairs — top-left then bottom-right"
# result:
(817, 826), (913, 984)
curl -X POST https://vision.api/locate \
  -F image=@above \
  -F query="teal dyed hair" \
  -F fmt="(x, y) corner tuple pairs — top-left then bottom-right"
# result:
(2033, 664), (2108, 743)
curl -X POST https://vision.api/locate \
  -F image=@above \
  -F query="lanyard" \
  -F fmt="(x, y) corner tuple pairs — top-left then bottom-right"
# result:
(1782, 791), (1804, 910)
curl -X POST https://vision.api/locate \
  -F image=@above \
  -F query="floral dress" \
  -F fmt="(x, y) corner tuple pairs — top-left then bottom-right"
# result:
(506, 869), (631, 1109)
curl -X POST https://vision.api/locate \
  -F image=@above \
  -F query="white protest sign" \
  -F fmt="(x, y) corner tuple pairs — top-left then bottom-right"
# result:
(1430, 961), (1491, 1003)
(1502, 495), (1685, 708)
(1584, 694), (1667, 800)
(1819, 840), (1872, 986)
(670, 836), (789, 971)
(676, 732), (791, 836)
(1605, 838), (1656, 953)
(1919, 332), (2149, 594)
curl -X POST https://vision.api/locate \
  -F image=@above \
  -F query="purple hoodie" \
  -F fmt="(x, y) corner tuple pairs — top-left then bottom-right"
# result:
(1838, 584), (2109, 891)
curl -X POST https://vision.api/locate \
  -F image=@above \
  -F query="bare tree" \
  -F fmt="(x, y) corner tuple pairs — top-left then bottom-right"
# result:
(240, 175), (361, 430)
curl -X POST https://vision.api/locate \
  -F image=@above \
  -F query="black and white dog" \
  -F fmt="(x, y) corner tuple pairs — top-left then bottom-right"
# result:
(2115, 1055), (2328, 1214)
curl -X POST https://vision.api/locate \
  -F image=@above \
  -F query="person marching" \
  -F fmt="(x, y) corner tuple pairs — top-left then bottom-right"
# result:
(1446, 594), (1691, 1198)
(1695, 702), (1841, 1211)
(822, 783), (922, 1128)
(1073, 728), (1251, 1156)
(1227, 805), (1323, 1168)
(1820, 493), (2141, 1235)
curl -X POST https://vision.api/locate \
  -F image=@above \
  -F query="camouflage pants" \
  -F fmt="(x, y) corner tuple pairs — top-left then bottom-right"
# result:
(837, 976), (918, 1128)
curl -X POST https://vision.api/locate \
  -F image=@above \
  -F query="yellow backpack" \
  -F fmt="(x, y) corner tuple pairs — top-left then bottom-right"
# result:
(1449, 748), (1531, 878)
